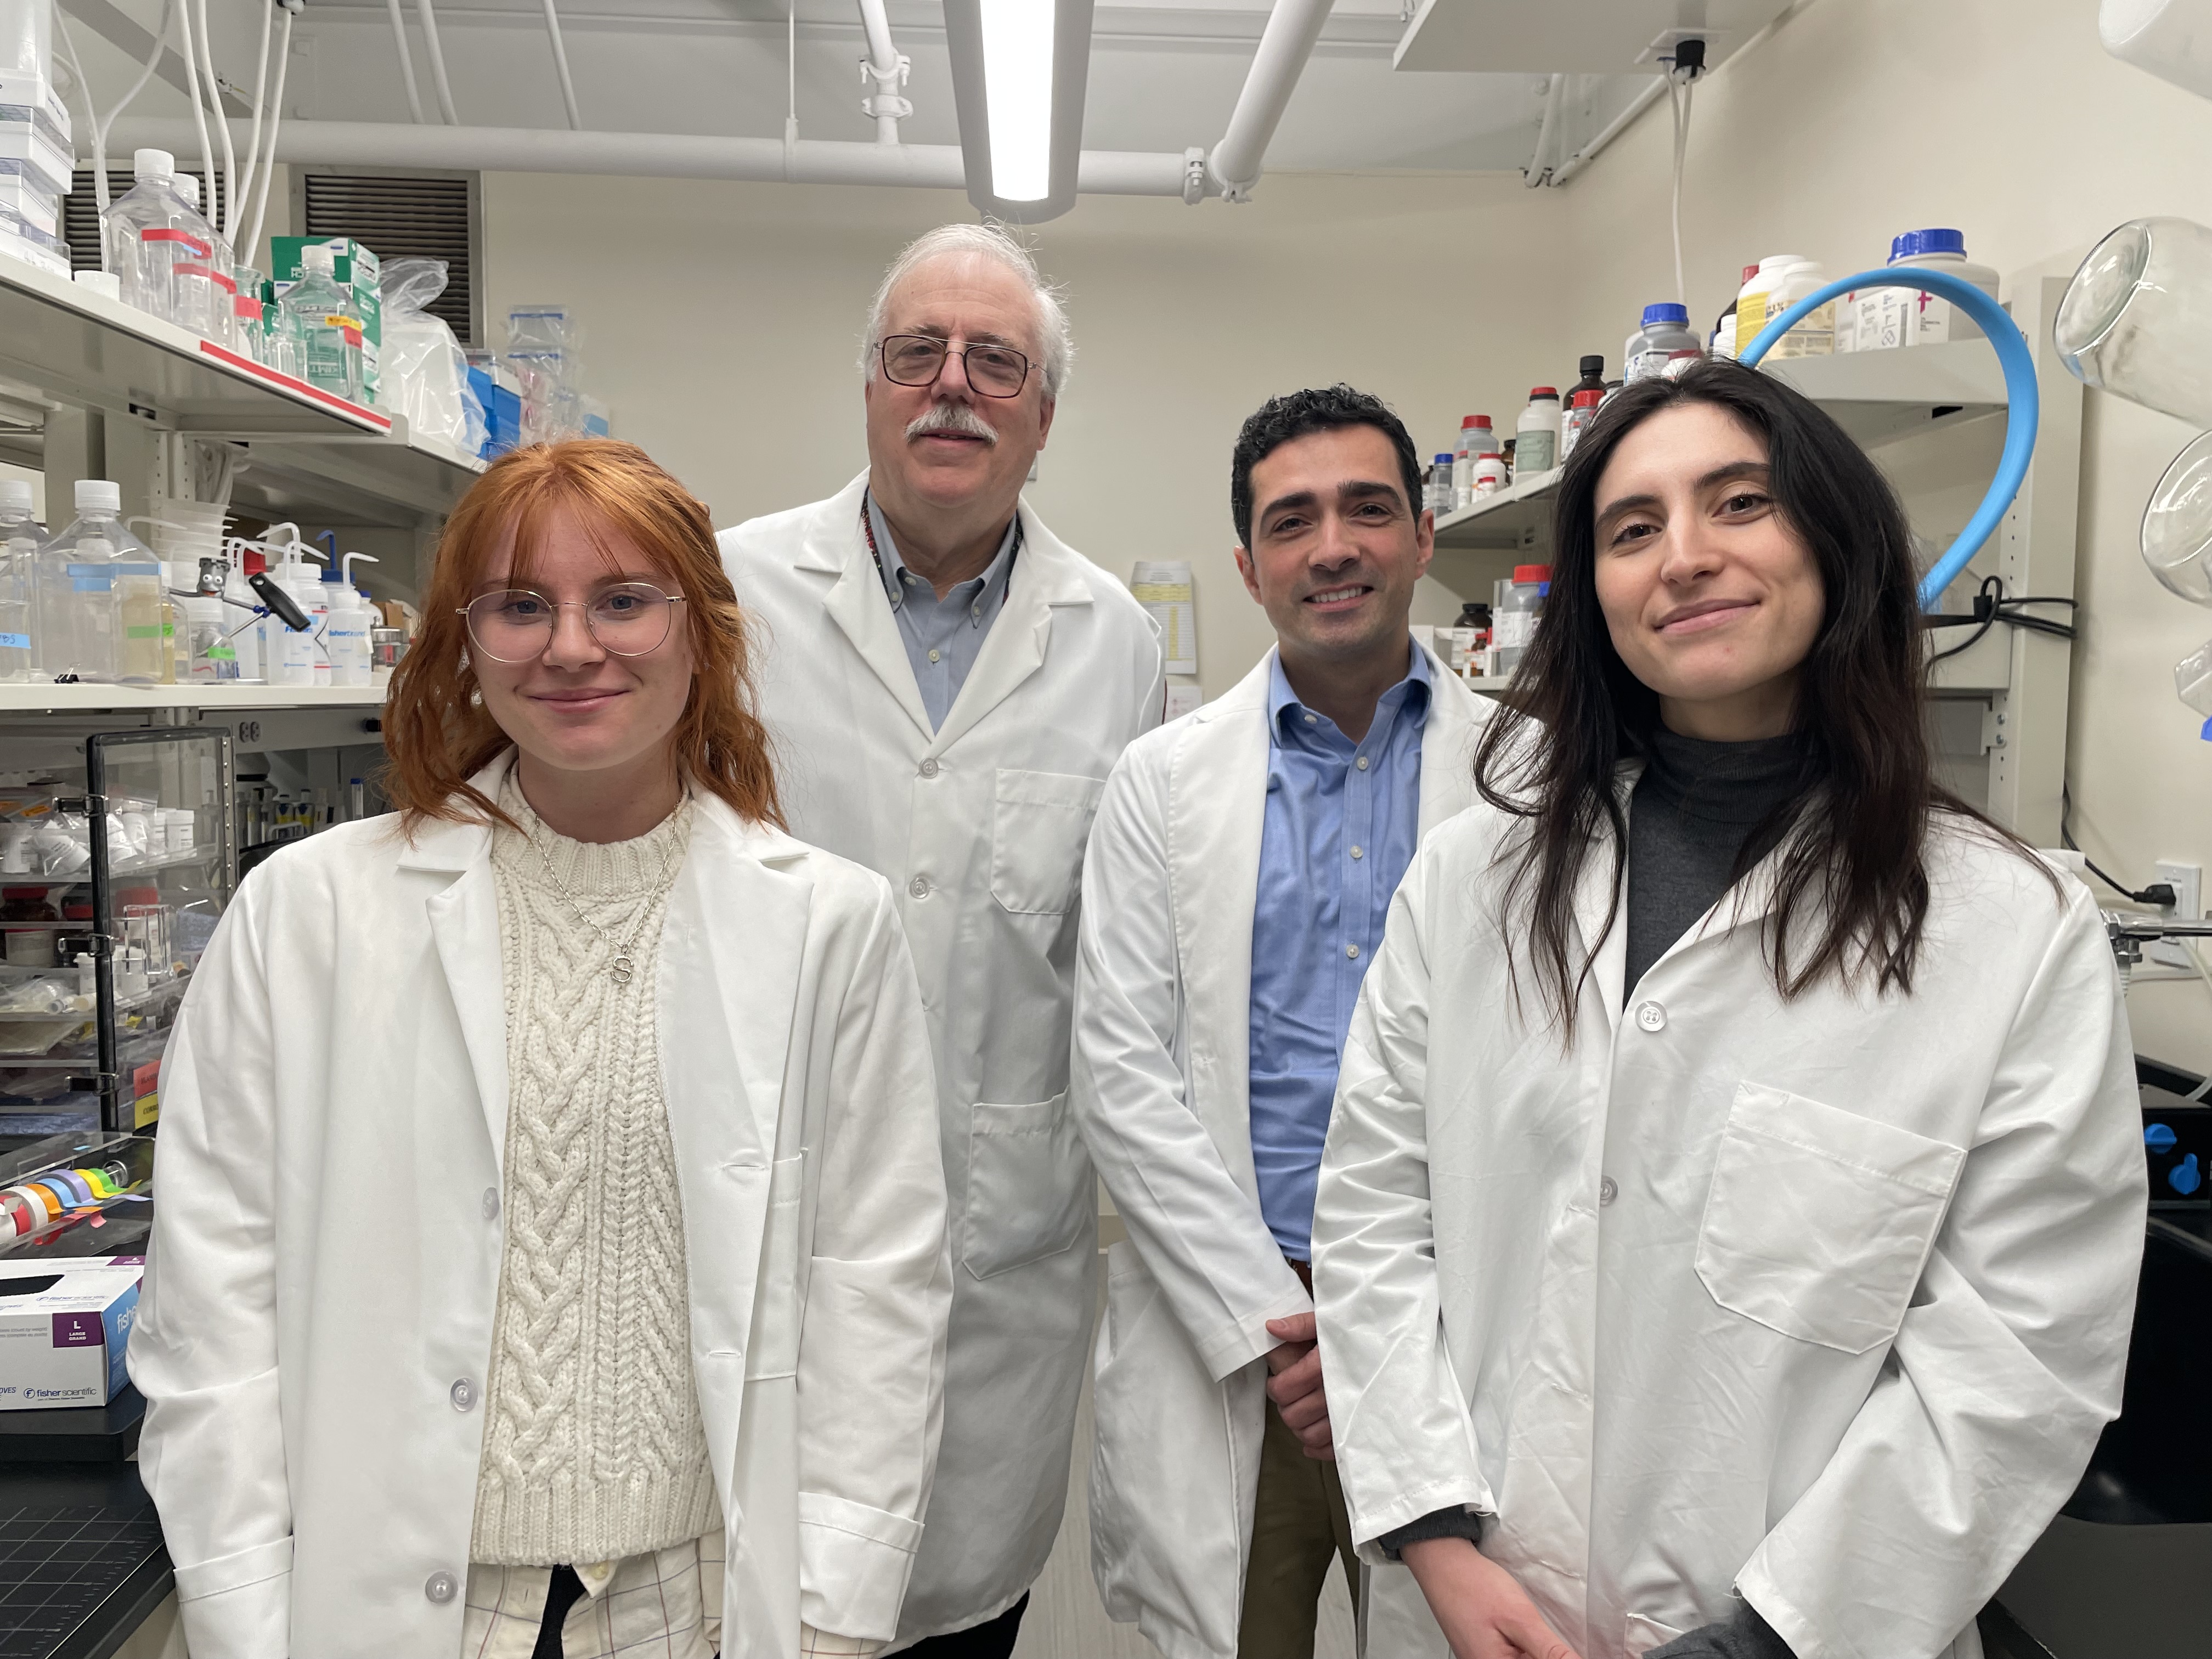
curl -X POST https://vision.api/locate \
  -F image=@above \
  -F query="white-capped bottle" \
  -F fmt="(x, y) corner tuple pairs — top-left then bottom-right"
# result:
(1516, 388), (1563, 475)
(33, 481), (153, 684)
(104, 151), (219, 332)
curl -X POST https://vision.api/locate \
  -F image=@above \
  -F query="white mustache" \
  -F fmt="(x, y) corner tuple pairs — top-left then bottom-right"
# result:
(906, 403), (999, 445)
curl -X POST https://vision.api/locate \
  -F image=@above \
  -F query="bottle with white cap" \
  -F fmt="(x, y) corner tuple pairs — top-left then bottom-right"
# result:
(166, 173), (238, 348)
(0, 479), (38, 682)
(103, 150), (219, 330)
(325, 552), (379, 688)
(32, 481), (156, 684)
(280, 245), (365, 402)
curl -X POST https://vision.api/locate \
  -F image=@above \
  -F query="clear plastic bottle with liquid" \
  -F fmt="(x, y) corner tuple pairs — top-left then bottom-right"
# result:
(103, 150), (218, 331)
(0, 479), (39, 681)
(33, 481), (153, 684)
(280, 245), (365, 402)
(167, 173), (236, 348)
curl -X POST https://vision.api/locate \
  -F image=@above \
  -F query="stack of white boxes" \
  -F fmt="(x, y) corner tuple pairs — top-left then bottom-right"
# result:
(0, 0), (72, 280)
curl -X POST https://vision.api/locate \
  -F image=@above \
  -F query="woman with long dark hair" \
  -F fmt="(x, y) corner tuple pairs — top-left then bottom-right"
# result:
(1311, 360), (2146, 1659)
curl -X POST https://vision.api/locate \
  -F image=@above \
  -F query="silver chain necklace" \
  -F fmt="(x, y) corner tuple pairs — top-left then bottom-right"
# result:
(522, 800), (686, 986)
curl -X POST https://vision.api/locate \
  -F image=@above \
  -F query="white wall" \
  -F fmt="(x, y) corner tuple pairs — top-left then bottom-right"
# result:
(481, 0), (2212, 1070)
(1550, 0), (2212, 1069)
(481, 169), (1572, 701)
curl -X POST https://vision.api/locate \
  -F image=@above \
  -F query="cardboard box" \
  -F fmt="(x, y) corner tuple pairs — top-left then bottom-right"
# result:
(0, 1254), (141, 1409)
(272, 235), (381, 405)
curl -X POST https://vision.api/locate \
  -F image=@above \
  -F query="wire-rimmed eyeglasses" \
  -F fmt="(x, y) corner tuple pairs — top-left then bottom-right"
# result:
(878, 334), (1032, 398)
(458, 583), (685, 664)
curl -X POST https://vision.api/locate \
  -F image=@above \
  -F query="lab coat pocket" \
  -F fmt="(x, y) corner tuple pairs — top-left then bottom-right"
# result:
(747, 1154), (808, 1380)
(990, 769), (1105, 915)
(963, 1092), (1091, 1279)
(1695, 1082), (1963, 1354)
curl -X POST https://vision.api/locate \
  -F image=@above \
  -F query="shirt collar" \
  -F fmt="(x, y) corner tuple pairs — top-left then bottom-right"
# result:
(866, 492), (1021, 622)
(1268, 637), (1434, 740)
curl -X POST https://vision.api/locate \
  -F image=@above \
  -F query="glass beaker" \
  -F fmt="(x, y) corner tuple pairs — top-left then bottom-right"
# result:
(2056, 217), (2212, 426)
(2142, 429), (2212, 605)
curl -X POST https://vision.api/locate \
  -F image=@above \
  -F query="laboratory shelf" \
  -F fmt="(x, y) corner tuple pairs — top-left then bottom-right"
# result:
(1758, 337), (2010, 447)
(0, 683), (386, 714)
(0, 258), (483, 529)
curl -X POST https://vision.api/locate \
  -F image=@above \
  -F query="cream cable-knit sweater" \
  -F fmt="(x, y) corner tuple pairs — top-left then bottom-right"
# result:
(471, 778), (715, 1566)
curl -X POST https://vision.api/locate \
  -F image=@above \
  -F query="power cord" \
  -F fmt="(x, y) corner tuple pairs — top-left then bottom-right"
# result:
(1926, 574), (2077, 665)
(2059, 784), (2177, 908)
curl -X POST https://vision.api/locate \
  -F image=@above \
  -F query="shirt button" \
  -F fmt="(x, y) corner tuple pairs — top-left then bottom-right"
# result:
(1599, 1177), (1618, 1207)
(909, 876), (931, 899)
(928, 648), (941, 663)
(1634, 1000), (1667, 1033)
(919, 758), (940, 778)
(1345, 944), (1361, 960)
(450, 1378), (477, 1411)
(425, 1571), (458, 1605)
(1355, 755), (1370, 771)
(480, 1188), (499, 1221)
(1350, 845), (1364, 860)
(1304, 713), (1318, 726)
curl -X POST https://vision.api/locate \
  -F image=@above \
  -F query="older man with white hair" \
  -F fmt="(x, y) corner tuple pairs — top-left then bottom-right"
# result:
(719, 224), (1164, 1657)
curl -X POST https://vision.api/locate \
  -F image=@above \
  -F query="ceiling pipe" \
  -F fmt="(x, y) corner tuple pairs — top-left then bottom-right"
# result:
(539, 0), (581, 132)
(109, 115), (1197, 195)
(383, 0), (424, 123)
(1547, 75), (1664, 187)
(855, 0), (911, 145)
(1206, 0), (1333, 201)
(414, 0), (459, 123)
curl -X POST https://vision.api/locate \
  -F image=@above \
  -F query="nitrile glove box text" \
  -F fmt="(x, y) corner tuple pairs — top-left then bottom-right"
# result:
(0, 1255), (140, 1409)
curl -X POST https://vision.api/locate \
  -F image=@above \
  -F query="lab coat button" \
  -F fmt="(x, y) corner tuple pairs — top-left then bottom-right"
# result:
(1634, 1000), (1667, 1032)
(450, 1378), (477, 1412)
(480, 1188), (499, 1221)
(919, 758), (940, 778)
(1599, 1177), (1618, 1207)
(425, 1571), (458, 1605)
(908, 876), (930, 899)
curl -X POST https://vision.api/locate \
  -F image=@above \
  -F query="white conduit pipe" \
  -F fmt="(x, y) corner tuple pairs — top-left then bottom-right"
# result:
(1548, 75), (1666, 187)
(855, 0), (906, 146)
(172, 0), (217, 213)
(234, 0), (274, 238)
(242, 3), (294, 261)
(110, 116), (1196, 195)
(540, 0), (582, 132)
(386, 0), (426, 123)
(191, 0), (238, 236)
(1523, 72), (1563, 189)
(1207, 0), (1334, 200)
(415, 0), (460, 124)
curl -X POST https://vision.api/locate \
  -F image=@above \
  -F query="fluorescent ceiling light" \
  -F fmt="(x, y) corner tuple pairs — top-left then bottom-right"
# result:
(981, 0), (1054, 202)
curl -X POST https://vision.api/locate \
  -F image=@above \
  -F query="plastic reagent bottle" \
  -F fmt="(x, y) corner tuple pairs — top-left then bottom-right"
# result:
(1712, 264), (1759, 360)
(325, 552), (377, 688)
(1868, 229), (2000, 351)
(281, 245), (366, 403)
(1428, 455), (1456, 516)
(1494, 563), (1552, 677)
(1561, 389), (1606, 461)
(1516, 389), (1563, 476)
(167, 173), (236, 349)
(1626, 304), (1701, 383)
(0, 480), (37, 682)
(103, 150), (213, 330)
(34, 481), (156, 684)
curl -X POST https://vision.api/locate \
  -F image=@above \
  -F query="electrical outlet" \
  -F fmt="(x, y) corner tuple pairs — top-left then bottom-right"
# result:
(2148, 861), (2203, 969)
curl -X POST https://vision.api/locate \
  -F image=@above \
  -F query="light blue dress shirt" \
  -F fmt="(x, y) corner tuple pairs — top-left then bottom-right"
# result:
(1248, 642), (1432, 1258)
(866, 492), (1019, 731)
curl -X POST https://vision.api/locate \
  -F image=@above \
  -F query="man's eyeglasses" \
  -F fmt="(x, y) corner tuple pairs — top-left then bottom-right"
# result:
(878, 334), (1032, 398)
(459, 583), (685, 663)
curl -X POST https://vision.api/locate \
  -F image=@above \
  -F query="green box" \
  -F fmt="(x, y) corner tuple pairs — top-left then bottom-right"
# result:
(272, 236), (383, 406)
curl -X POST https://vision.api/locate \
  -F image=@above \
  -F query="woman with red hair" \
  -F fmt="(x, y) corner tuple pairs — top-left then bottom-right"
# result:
(131, 440), (951, 1659)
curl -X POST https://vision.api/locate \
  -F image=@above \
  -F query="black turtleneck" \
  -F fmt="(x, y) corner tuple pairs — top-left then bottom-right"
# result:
(1624, 725), (1808, 998)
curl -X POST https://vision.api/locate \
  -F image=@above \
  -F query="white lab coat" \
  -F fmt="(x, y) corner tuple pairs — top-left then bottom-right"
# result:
(1070, 646), (1485, 1659)
(129, 755), (952, 1659)
(719, 472), (1165, 1641)
(1313, 786), (2148, 1659)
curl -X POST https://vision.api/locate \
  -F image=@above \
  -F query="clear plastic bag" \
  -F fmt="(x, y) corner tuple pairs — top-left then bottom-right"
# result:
(505, 304), (586, 444)
(380, 258), (487, 453)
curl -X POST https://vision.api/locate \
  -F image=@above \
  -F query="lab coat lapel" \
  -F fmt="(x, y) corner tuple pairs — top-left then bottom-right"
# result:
(1417, 643), (1487, 836)
(1173, 655), (1275, 1192)
(812, 477), (934, 743)
(1570, 765), (1640, 1021)
(404, 757), (513, 1178)
(929, 499), (1085, 754)
(659, 797), (812, 1497)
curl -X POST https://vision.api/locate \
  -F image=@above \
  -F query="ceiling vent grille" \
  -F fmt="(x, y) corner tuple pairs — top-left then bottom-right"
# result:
(299, 170), (479, 345)
(66, 170), (230, 274)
